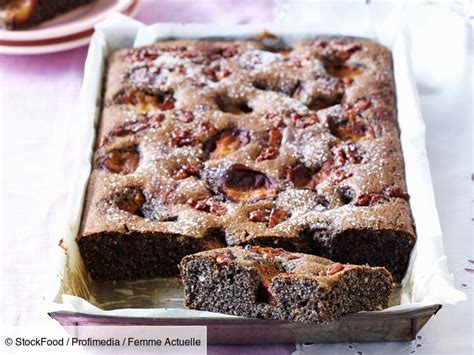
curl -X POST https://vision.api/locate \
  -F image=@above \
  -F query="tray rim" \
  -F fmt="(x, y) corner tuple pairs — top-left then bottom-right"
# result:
(49, 304), (442, 324)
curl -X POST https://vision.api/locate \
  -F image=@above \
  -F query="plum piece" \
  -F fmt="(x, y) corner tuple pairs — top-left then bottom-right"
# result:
(98, 147), (139, 175)
(117, 89), (175, 113)
(174, 165), (200, 180)
(287, 164), (313, 188)
(249, 207), (289, 228)
(204, 64), (232, 82)
(386, 187), (410, 200)
(205, 129), (250, 159)
(116, 187), (146, 217)
(218, 164), (276, 202)
(312, 39), (362, 63)
(186, 197), (227, 216)
(332, 143), (362, 166)
(173, 109), (195, 123)
(170, 128), (199, 147)
(255, 128), (282, 162)
(99, 113), (164, 147)
(327, 98), (377, 141)
(354, 193), (386, 207)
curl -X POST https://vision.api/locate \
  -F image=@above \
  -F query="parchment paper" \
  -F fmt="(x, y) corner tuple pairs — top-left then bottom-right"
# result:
(48, 13), (465, 320)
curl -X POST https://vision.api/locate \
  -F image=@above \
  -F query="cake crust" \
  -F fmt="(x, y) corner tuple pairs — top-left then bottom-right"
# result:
(78, 37), (416, 281)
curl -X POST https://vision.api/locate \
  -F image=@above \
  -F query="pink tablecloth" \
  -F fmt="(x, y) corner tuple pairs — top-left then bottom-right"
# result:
(1, 1), (472, 355)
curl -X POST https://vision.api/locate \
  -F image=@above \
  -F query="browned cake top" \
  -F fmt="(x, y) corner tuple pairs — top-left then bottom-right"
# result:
(79, 37), (415, 244)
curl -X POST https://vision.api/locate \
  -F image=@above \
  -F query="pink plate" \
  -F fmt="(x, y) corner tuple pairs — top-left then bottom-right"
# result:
(0, 0), (140, 55)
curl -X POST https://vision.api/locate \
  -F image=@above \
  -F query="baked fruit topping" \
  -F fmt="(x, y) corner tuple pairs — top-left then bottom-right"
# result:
(255, 128), (282, 162)
(206, 129), (250, 159)
(287, 164), (313, 188)
(117, 89), (175, 112)
(116, 187), (146, 216)
(170, 128), (199, 147)
(312, 39), (362, 63)
(386, 187), (410, 200)
(173, 109), (195, 123)
(186, 197), (227, 216)
(98, 147), (139, 175)
(218, 164), (276, 202)
(355, 187), (410, 207)
(332, 143), (362, 166)
(327, 98), (376, 141)
(319, 262), (345, 276)
(99, 113), (164, 147)
(174, 165), (200, 180)
(249, 206), (289, 227)
(354, 193), (386, 207)
(204, 64), (232, 82)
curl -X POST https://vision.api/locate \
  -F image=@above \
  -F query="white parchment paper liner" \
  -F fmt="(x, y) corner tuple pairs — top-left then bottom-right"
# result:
(48, 13), (465, 320)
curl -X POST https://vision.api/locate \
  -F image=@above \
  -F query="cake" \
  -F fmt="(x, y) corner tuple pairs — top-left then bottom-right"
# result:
(180, 246), (393, 323)
(0, 0), (93, 29)
(77, 37), (416, 281)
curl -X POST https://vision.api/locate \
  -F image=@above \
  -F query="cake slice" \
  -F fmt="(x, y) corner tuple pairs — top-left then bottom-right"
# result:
(180, 246), (393, 323)
(0, 0), (93, 29)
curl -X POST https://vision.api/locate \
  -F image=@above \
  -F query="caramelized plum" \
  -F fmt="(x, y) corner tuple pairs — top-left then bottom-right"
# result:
(312, 39), (362, 63)
(186, 197), (227, 216)
(354, 193), (386, 207)
(174, 165), (200, 180)
(308, 162), (335, 189)
(218, 164), (276, 202)
(170, 128), (199, 147)
(98, 146), (139, 175)
(205, 129), (250, 159)
(117, 89), (175, 113)
(268, 207), (289, 228)
(319, 262), (345, 276)
(386, 187), (410, 200)
(287, 164), (313, 188)
(116, 187), (145, 216)
(332, 143), (362, 166)
(327, 97), (374, 141)
(173, 109), (195, 123)
(256, 146), (278, 162)
(204, 64), (232, 82)
(99, 113), (164, 148)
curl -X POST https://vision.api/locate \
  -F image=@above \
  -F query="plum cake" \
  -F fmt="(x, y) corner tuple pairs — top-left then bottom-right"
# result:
(180, 246), (393, 323)
(77, 37), (415, 281)
(0, 0), (93, 29)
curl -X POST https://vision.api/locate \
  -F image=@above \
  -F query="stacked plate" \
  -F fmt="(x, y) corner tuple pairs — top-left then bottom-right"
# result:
(0, 0), (140, 55)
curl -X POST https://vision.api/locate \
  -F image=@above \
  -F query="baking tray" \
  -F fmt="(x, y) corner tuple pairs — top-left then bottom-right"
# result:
(50, 305), (441, 344)
(48, 14), (464, 343)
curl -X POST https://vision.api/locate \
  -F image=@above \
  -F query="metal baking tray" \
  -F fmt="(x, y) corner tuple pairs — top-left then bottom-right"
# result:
(50, 305), (441, 343)
(48, 16), (451, 343)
